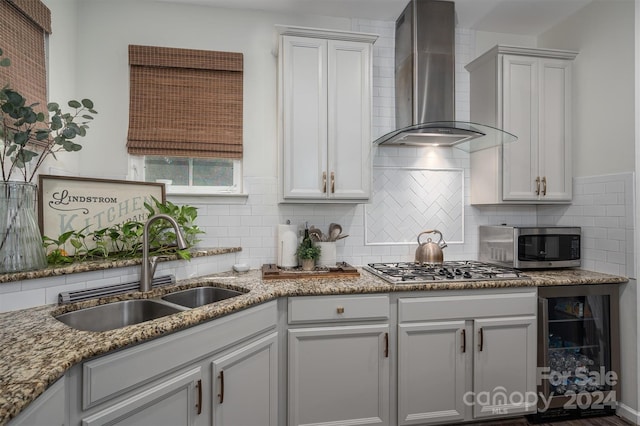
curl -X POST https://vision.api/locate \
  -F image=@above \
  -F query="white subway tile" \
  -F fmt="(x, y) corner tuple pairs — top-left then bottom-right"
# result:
(0, 289), (46, 312)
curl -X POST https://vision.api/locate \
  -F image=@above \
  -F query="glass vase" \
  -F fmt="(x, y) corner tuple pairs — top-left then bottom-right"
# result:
(0, 182), (47, 273)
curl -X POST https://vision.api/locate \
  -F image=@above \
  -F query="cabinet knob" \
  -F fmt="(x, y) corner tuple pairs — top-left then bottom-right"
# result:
(336, 306), (345, 314)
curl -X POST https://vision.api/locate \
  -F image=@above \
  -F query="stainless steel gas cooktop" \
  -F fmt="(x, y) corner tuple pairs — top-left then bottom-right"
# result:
(363, 261), (530, 284)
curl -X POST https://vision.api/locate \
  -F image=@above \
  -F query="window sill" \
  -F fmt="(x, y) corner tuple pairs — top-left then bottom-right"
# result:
(165, 191), (249, 204)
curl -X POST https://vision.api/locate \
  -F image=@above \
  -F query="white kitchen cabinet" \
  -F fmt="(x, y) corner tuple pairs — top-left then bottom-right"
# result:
(65, 301), (278, 426)
(277, 26), (377, 203)
(8, 376), (66, 426)
(397, 290), (537, 424)
(287, 295), (390, 426)
(81, 367), (203, 426)
(466, 45), (578, 204)
(397, 320), (468, 425)
(472, 316), (537, 419)
(211, 332), (278, 426)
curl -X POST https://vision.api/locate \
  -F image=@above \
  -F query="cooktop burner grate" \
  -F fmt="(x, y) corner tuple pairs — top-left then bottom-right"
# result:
(363, 260), (529, 284)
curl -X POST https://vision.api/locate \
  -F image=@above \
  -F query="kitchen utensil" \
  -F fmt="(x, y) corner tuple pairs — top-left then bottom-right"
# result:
(310, 226), (326, 242)
(328, 223), (342, 241)
(414, 229), (447, 265)
(335, 234), (349, 241)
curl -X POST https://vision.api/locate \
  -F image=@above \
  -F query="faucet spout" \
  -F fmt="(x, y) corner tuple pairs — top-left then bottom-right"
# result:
(140, 214), (188, 292)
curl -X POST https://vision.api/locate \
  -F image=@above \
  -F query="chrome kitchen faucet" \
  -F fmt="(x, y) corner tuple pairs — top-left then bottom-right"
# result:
(140, 214), (188, 292)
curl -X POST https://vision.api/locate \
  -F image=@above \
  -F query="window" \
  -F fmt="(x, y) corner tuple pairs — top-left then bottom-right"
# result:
(130, 155), (241, 194)
(126, 45), (243, 194)
(0, 0), (52, 146)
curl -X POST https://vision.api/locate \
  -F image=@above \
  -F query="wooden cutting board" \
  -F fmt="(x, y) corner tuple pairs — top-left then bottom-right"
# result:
(261, 262), (360, 280)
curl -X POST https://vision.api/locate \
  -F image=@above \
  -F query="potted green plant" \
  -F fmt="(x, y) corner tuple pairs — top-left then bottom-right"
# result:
(296, 244), (321, 271)
(0, 48), (97, 273)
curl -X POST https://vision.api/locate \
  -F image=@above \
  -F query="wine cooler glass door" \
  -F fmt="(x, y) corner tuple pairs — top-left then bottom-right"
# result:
(538, 284), (620, 418)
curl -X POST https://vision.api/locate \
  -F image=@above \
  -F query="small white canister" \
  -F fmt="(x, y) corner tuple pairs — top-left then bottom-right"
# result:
(316, 241), (336, 267)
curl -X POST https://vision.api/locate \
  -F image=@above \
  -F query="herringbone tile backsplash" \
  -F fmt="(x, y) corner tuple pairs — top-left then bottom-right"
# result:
(366, 167), (464, 244)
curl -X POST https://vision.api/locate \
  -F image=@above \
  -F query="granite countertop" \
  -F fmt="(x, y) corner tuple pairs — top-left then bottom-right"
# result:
(0, 266), (628, 424)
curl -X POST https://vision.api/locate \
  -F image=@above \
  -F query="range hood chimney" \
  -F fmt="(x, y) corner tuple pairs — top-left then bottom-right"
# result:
(373, 0), (516, 151)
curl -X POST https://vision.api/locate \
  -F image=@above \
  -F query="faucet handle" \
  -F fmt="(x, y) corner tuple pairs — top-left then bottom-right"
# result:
(149, 255), (171, 278)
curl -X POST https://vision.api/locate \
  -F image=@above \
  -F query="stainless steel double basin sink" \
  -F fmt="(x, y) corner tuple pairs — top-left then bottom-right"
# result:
(55, 286), (245, 332)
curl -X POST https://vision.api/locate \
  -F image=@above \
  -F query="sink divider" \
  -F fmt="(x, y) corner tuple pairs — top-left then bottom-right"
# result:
(58, 275), (176, 304)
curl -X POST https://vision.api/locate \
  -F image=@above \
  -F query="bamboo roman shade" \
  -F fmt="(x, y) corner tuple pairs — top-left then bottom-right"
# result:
(0, 0), (51, 138)
(127, 45), (244, 159)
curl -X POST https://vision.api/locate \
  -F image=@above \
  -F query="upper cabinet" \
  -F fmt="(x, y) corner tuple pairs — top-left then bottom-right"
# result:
(466, 45), (578, 204)
(277, 26), (377, 203)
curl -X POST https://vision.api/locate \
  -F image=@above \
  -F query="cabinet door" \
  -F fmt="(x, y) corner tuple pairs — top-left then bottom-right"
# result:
(81, 368), (203, 426)
(327, 39), (371, 200)
(211, 332), (278, 426)
(8, 377), (66, 426)
(538, 58), (572, 201)
(473, 316), (537, 419)
(502, 55), (539, 201)
(397, 321), (468, 425)
(281, 35), (328, 199)
(288, 324), (389, 426)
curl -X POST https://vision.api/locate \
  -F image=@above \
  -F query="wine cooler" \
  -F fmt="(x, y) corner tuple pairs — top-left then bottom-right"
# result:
(533, 284), (620, 421)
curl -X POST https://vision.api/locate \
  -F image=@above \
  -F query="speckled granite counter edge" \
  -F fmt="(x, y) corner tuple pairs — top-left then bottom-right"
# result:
(0, 267), (629, 424)
(0, 247), (241, 284)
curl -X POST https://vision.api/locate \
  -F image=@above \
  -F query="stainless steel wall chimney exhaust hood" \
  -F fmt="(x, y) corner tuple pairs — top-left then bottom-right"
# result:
(373, 0), (516, 151)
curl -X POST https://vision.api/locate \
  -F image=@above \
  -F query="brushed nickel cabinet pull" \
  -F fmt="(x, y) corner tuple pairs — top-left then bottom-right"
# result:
(330, 172), (335, 193)
(336, 306), (344, 314)
(542, 176), (547, 196)
(218, 370), (224, 404)
(384, 332), (389, 358)
(478, 328), (484, 352)
(322, 172), (327, 193)
(535, 176), (541, 195)
(196, 379), (202, 415)
(461, 329), (466, 353)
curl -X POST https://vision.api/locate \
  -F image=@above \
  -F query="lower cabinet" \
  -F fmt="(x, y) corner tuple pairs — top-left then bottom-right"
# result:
(12, 290), (545, 426)
(81, 368), (203, 426)
(397, 290), (537, 425)
(398, 320), (467, 425)
(287, 295), (390, 426)
(211, 332), (279, 426)
(8, 376), (67, 426)
(472, 316), (537, 419)
(65, 301), (278, 426)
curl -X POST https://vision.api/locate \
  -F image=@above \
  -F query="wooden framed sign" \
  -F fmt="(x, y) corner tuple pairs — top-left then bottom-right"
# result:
(38, 175), (166, 239)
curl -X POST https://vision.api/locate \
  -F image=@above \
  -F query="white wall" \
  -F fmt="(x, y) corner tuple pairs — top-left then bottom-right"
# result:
(538, 0), (635, 178)
(41, 0), (81, 175)
(474, 30), (535, 56)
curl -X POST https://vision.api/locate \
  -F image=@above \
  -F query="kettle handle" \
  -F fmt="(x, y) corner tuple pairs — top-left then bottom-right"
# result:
(417, 229), (443, 245)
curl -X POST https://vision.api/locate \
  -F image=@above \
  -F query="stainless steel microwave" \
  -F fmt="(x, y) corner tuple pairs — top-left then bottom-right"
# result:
(479, 225), (581, 269)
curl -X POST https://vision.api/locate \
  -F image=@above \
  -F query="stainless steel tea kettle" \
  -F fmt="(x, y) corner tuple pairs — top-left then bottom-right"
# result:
(415, 229), (447, 265)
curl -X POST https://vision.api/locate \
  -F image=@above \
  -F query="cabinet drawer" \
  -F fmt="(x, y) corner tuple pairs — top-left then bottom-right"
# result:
(399, 291), (537, 323)
(288, 294), (389, 324)
(83, 301), (277, 409)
